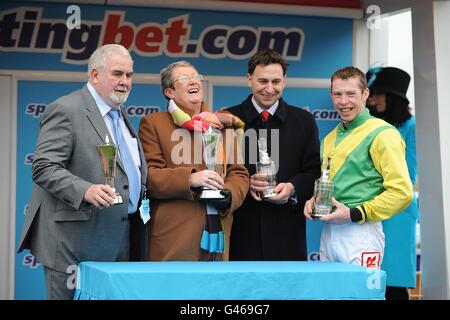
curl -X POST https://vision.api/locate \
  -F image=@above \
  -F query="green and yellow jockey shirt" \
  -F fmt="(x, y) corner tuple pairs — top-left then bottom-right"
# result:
(321, 108), (413, 224)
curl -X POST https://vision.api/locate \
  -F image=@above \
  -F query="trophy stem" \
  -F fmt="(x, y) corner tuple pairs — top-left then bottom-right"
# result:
(106, 178), (115, 189)
(97, 140), (124, 205)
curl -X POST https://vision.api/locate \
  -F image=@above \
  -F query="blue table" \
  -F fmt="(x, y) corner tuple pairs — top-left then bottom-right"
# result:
(74, 261), (385, 300)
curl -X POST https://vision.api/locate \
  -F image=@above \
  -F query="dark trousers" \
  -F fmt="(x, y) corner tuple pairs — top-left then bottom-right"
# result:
(44, 221), (130, 300)
(385, 286), (410, 300)
(44, 266), (75, 300)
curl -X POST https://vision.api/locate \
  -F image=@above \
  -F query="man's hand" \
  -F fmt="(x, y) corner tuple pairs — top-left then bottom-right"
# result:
(264, 182), (295, 204)
(84, 184), (117, 208)
(249, 173), (269, 201)
(304, 196), (314, 220)
(319, 197), (351, 224)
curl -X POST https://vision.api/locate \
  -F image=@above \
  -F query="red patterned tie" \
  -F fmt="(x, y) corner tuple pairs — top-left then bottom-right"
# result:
(261, 110), (270, 122)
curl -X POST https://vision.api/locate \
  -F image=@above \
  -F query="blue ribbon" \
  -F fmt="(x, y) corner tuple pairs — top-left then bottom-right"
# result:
(367, 66), (383, 87)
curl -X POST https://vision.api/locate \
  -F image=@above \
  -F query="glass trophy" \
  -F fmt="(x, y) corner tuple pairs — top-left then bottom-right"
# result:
(311, 157), (333, 219)
(198, 126), (225, 200)
(256, 137), (277, 199)
(97, 135), (123, 204)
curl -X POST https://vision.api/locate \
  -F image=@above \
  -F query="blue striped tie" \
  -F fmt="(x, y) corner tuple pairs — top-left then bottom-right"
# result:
(108, 109), (140, 213)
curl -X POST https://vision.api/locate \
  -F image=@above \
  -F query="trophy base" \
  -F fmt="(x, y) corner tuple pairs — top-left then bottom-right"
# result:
(198, 188), (225, 200)
(311, 205), (331, 220)
(113, 194), (123, 205)
(260, 189), (278, 199)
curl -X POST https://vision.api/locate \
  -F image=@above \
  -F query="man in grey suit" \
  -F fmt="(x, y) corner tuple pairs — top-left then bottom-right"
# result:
(18, 44), (148, 300)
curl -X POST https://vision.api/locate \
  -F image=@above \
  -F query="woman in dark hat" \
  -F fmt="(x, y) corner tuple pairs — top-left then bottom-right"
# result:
(366, 67), (420, 300)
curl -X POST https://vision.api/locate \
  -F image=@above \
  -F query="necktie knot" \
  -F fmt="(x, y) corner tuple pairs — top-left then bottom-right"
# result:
(261, 110), (270, 122)
(108, 109), (120, 121)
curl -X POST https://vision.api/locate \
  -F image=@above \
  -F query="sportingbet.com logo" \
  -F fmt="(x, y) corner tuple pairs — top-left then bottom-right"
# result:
(0, 7), (304, 64)
(25, 103), (159, 118)
(23, 253), (41, 269)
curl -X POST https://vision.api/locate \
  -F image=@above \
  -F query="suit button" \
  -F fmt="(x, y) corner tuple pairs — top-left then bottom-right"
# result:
(123, 185), (129, 190)
(121, 216), (127, 222)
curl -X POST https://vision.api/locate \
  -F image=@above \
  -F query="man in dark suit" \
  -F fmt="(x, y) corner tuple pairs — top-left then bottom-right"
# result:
(226, 49), (321, 260)
(18, 44), (148, 299)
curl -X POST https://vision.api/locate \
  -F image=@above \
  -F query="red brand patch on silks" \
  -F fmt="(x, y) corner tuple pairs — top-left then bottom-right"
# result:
(361, 252), (381, 269)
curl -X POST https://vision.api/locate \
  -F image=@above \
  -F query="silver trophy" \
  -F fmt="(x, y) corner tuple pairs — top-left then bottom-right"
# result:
(97, 135), (123, 204)
(256, 137), (278, 199)
(312, 158), (333, 219)
(198, 126), (225, 200)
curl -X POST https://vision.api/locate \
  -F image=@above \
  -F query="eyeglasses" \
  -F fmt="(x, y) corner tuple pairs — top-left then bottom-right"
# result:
(173, 74), (204, 84)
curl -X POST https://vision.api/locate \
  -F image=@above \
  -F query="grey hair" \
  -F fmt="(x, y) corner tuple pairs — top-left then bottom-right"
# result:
(160, 61), (194, 94)
(88, 44), (132, 76)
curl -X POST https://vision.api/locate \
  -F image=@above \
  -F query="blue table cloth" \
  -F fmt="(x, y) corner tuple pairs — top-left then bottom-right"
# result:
(74, 261), (385, 300)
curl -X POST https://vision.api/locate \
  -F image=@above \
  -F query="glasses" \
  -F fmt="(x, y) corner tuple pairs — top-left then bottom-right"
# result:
(173, 74), (204, 84)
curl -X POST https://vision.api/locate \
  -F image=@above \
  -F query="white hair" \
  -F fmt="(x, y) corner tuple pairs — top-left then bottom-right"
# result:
(88, 44), (132, 76)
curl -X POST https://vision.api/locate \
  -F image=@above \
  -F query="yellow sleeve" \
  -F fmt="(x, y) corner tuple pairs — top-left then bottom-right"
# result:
(357, 128), (413, 223)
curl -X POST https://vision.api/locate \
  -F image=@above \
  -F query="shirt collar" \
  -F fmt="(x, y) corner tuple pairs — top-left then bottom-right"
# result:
(251, 96), (279, 116)
(87, 82), (115, 117)
(339, 108), (371, 131)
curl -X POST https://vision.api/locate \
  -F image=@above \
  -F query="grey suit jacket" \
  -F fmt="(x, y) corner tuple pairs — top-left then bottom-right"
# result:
(18, 86), (148, 272)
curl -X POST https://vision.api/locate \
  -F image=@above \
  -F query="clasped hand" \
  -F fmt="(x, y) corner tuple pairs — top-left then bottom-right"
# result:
(249, 173), (294, 204)
(84, 184), (117, 208)
(304, 197), (351, 224)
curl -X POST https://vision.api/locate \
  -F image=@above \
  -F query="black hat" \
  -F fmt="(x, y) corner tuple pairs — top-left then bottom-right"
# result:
(366, 67), (411, 103)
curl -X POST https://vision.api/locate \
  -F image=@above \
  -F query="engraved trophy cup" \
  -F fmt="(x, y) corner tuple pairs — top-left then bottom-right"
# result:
(256, 137), (278, 199)
(311, 158), (334, 219)
(198, 126), (225, 200)
(97, 135), (123, 204)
